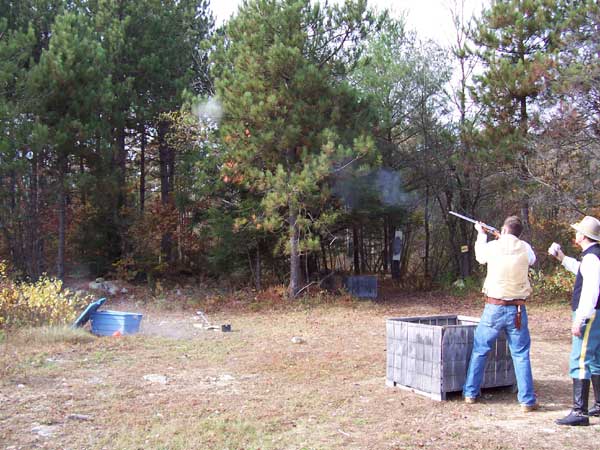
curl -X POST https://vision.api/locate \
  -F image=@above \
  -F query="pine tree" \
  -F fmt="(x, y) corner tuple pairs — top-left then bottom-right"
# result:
(28, 11), (111, 279)
(213, 0), (379, 297)
(0, 17), (37, 274)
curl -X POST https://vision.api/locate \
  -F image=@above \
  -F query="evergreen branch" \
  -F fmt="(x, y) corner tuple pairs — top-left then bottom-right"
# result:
(317, 28), (352, 68)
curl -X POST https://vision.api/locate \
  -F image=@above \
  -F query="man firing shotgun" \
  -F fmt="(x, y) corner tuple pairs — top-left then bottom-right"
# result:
(453, 213), (539, 411)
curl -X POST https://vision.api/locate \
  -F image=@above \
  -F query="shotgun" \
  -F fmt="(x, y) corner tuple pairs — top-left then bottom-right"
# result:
(449, 211), (500, 238)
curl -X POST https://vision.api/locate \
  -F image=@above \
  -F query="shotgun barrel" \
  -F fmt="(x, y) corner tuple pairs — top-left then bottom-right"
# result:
(449, 211), (499, 235)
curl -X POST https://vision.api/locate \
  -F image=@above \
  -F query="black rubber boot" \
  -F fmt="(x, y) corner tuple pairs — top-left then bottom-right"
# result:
(588, 374), (600, 417)
(555, 378), (590, 426)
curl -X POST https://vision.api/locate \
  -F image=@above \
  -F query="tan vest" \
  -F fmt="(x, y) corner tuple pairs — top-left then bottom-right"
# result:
(482, 234), (532, 299)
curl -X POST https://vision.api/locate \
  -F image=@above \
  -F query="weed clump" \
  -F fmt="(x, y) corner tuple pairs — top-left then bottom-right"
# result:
(0, 261), (91, 329)
(8, 325), (96, 346)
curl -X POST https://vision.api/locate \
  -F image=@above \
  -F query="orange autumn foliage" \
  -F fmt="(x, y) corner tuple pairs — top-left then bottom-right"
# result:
(222, 160), (244, 184)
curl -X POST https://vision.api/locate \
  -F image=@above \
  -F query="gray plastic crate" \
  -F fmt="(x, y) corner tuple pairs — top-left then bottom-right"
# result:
(386, 315), (516, 401)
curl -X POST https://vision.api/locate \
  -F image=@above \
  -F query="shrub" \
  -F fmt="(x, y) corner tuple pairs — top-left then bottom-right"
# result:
(438, 273), (483, 297)
(529, 267), (575, 297)
(0, 261), (91, 329)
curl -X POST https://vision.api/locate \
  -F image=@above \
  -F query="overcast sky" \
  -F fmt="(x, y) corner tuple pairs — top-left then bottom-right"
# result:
(210, 0), (489, 46)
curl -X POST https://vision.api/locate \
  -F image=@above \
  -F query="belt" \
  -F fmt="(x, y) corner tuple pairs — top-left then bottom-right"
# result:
(486, 297), (526, 306)
(485, 297), (526, 329)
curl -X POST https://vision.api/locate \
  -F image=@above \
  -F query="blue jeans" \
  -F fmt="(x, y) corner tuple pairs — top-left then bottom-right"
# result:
(463, 303), (536, 406)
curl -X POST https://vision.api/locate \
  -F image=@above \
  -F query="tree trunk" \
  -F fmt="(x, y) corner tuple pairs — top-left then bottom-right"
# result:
(328, 244), (335, 273)
(352, 224), (360, 275)
(521, 198), (530, 237)
(27, 151), (42, 278)
(56, 155), (67, 280)
(288, 211), (301, 298)
(424, 186), (430, 280)
(177, 212), (183, 262)
(140, 125), (146, 212)
(37, 149), (47, 274)
(5, 169), (24, 273)
(116, 126), (127, 209)
(457, 200), (472, 278)
(518, 38), (530, 236)
(320, 237), (328, 272)
(382, 217), (389, 274)
(158, 121), (173, 261)
(359, 224), (367, 273)
(167, 139), (175, 200)
(307, 252), (318, 280)
(159, 123), (169, 202)
(304, 253), (309, 284)
(437, 192), (462, 278)
(459, 220), (471, 278)
(255, 243), (261, 291)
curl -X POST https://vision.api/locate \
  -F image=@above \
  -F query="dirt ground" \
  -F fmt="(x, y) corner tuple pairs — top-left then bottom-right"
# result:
(1, 286), (599, 450)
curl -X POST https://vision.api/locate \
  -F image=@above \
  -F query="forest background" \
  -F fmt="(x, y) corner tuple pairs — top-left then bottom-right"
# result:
(1, 0), (599, 299)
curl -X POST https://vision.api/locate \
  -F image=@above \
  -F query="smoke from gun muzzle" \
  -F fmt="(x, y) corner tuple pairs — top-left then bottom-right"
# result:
(333, 168), (412, 210)
(375, 169), (409, 207)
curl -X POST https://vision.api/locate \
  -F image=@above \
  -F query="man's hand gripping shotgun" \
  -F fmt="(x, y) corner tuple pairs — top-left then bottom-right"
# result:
(449, 211), (500, 238)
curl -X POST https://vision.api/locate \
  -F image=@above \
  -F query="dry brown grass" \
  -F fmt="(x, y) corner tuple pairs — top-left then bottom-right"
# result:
(1, 288), (599, 449)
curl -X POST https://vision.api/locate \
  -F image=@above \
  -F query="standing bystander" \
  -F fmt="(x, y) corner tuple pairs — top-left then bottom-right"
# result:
(549, 215), (600, 426)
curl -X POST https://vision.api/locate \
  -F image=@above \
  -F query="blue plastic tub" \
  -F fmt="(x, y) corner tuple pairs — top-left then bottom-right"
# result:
(90, 310), (143, 336)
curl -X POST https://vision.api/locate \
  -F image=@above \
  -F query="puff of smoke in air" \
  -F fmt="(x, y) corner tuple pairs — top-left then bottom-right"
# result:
(194, 97), (224, 127)
(333, 168), (413, 210)
(375, 168), (411, 207)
